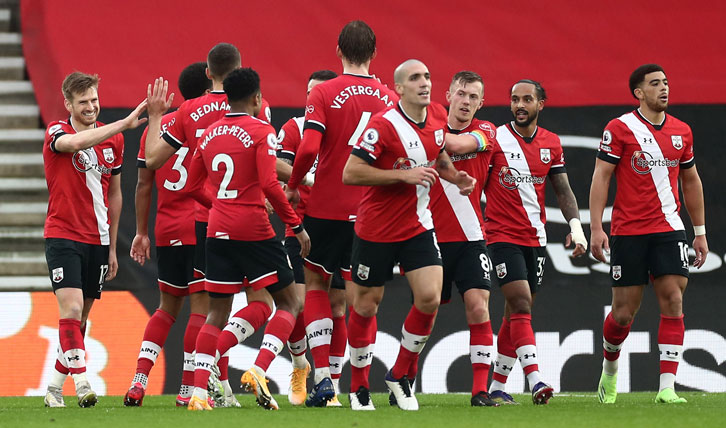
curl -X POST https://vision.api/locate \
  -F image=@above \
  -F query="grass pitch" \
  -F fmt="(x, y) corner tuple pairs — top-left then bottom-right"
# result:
(2, 392), (725, 428)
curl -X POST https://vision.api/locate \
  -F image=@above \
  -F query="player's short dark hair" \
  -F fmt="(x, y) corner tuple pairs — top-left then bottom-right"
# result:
(629, 64), (665, 99)
(308, 70), (337, 82)
(338, 21), (376, 66)
(207, 43), (241, 80)
(178, 62), (211, 100)
(62, 72), (99, 101)
(451, 71), (484, 96)
(223, 68), (260, 103)
(513, 79), (547, 101)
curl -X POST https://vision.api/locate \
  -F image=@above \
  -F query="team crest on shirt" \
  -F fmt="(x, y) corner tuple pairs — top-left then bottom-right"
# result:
(357, 264), (370, 281)
(671, 135), (683, 150)
(540, 148), (551, 164)
(612, 265), (622, 280)
(434, 129), (445, 147)
(102, 147), (115, 163)
(52, 267), (64, 283)
(496, 263), (507, 279)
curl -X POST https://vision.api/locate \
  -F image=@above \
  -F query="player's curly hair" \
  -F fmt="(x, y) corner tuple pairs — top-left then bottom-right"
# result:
(223, 68), (260, 102)
(178, 62), (211, 101)
(629, 64), (665, 99)
(62, 72), (99, 101)
(308, 70), (337, 82)
(338, 21), (376, 66)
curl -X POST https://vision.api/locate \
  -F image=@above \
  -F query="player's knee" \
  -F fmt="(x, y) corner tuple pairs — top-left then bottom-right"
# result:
(465, 304), (489, 323)
(416, 292), (441, 314)
(611, 307), (636, 325)
(659, 292), (683, 315)
(507, 296), (531, 314)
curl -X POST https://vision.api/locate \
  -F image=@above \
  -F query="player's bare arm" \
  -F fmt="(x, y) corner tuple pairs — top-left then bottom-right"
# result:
(550, 172), (587, 256)
(680, 165), (709, 268)
(589, 158), (616, 263)
(130, 167), (154, 266)
(107, 174), (122, 281)
(144, 77), (176, 169)
(435, 150), (476, 195)
(54, 99), (147, 153)
(444, 133), (480, 154)
(343, 154), (438, 187)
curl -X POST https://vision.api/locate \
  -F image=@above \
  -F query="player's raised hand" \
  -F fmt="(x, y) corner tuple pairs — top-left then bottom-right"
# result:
(147, 77), (174, 117)
(692, 235), (709, 268)
(122, 99), (148, 130)
(296, 229), (311, 259)
(455, 170), (476, 195)
(402, 167), (439, 187)
(130, 234), (151, 266)
(590, 228), (610, 263)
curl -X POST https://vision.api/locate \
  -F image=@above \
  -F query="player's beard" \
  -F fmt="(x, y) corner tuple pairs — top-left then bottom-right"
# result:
(512, 108), (537, 127)
(645, 96), (668, 113)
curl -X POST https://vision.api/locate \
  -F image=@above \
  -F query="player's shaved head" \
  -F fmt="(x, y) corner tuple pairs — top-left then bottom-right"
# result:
(178, 62), (211, 101)
(394, 59), (425, 84)
(207, 43), (241, 80)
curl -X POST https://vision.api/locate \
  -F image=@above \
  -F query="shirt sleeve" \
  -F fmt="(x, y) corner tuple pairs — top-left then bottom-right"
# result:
(162, 104), (186, 150)
(302, 85), (326, 134)
(277, 119), (301, 163)
(257, 131), (301, 227)
(549, 135), (566, 175)
(137, 128), (148, 168)
(351, 117), (386, 165)
(111, 135), (124, 175)
(46, 122), (67, 154)
(596, 121), (622, 164)
(680, 126), (695, 169)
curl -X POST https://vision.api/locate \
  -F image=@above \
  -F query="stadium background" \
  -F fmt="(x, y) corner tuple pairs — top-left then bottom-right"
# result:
(4, 0), (724, 396)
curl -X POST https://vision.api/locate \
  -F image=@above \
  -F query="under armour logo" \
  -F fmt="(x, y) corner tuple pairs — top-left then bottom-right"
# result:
(643, 137), (654, 144)
(476, 351), (491, 358)
(521, 353), (536, 359)
(663, 350), (680, 356)
(67, 355), (80, 361)
(501, 365), (511, 371)
(331, 362), (340, 368)
(413, 338), (428, 346)
(509, 153), (522, 159)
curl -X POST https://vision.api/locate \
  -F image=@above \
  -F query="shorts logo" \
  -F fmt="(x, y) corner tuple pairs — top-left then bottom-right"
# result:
(671, 135), (683, 150)
(496, 263), (507, 279)
(602, 130), (612, 145)
(357, 264), (370, 281)
(540, 148), (551, 164)
(102, 147), (114, 163)
(434, 129), (445, 147)
(612, 265), (622, 280)
(52, 267), (64, 283)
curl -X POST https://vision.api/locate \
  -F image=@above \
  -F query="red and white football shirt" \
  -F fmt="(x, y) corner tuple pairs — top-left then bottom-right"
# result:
(597, 110), (694, 236)
(484, 123), (565, 247)
(352, 103), (448, 243)
(187, 113), (301, 241)
(290, 73), (398, 221)
(277, 116), (315, 237)
(161, 91), (271, 223)
(430, 119), (497, 243)
(43, 118), (124, 245)
(138, 112), (196, 246)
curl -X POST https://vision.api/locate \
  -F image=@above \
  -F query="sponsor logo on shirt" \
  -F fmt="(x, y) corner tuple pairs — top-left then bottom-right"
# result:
(450, 152), (477, 162)
(630, 151), (678, 174)
(392, 157), (435, 170)
(72, 149), (112, 175)
(478, 122), (496, 139)
(498, 166), (546, 190)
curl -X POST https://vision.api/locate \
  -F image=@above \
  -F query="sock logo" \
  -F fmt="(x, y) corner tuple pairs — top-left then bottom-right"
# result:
(520, 353), (536, 360)
(476, 351), (491, 358)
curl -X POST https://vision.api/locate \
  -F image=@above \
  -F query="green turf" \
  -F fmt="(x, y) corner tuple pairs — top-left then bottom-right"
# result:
(2, 393), (725, 428)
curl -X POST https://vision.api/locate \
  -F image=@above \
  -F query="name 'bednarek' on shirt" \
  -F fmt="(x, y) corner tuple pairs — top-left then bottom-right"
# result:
(200, 124), (253, 149)
(330, 85), (396, 109)
(190, 101), (231, 122)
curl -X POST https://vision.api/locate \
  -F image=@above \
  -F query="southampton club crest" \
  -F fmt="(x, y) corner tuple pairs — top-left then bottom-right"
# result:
(540, 148), (551, 164)
(357, 264), (370, 281)
(52, 267), (64, 283)
(612, 265), (622, 280)
(496, 263), (507, 279)
(103, 147), (115, 163)
(671, 135), (683, 150)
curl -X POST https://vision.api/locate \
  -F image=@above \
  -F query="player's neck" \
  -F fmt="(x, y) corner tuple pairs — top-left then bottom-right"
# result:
(638, 105), (665, 125)
(69, 115), (95, 132)
(342, 60), (370, 77)
(513, 121), (537, 138)
(448, 115), (471, 131)
(212, 79), (225, 92)
(399, 100), (426, 123)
